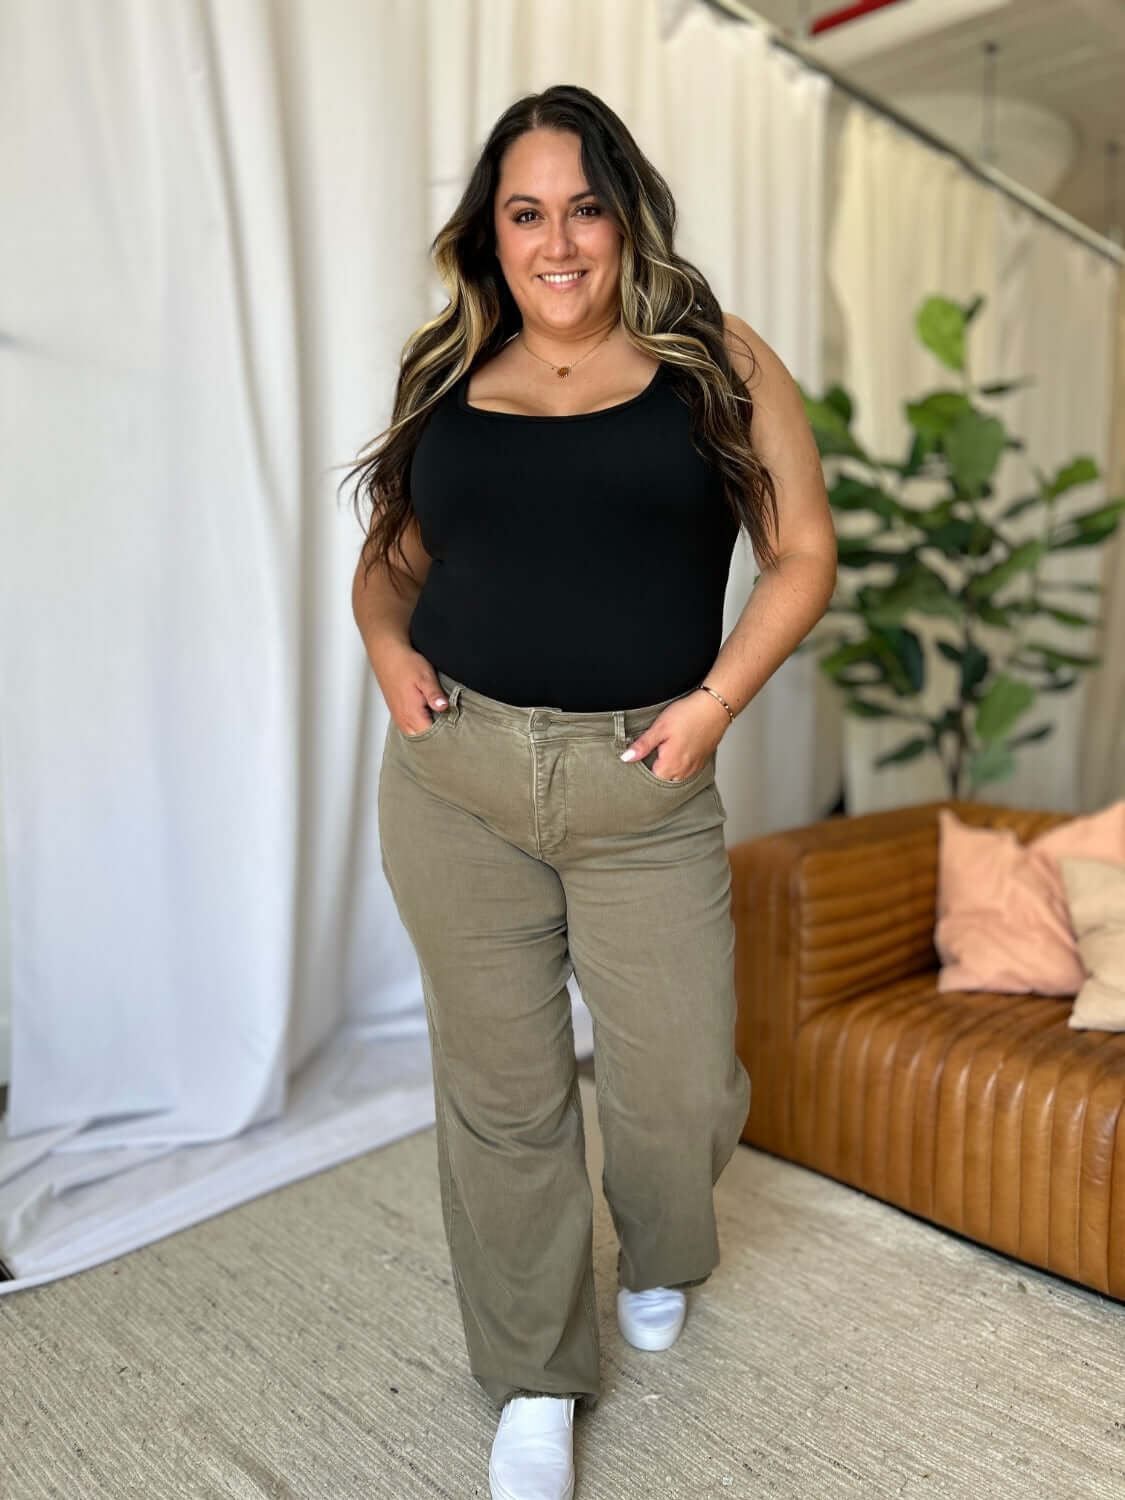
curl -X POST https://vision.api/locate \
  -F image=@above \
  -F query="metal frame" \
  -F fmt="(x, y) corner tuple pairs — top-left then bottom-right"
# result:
(703, 0), (1125, 266)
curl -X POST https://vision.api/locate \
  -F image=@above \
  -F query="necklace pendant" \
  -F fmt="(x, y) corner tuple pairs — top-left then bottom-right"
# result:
(556, 366), (570, 377)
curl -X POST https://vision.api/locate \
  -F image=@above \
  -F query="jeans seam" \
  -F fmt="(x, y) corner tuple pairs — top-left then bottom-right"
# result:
(569, 1077), (600, 1372)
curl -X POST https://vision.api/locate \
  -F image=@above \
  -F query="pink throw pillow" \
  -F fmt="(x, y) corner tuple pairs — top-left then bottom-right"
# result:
(934, 801), (1125, 996)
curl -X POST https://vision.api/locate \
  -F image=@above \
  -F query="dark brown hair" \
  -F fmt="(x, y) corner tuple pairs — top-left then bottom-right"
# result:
(338, 82), (780, 593)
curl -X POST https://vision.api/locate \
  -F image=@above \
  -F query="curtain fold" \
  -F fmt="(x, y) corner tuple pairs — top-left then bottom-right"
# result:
(1079, 278), (1125, 809)
(10, 0), (1115, 1297)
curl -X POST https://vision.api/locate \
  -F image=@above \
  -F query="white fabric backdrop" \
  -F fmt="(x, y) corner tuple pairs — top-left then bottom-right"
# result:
(1080, 279), (1125, 809)
(826, 106), (1122, 816)
(0, 0), (831, 1291)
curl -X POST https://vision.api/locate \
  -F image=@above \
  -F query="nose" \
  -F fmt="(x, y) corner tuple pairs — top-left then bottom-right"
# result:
(543, 217), (578, 258)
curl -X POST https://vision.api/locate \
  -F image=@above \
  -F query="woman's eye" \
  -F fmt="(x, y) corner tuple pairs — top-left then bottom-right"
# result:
(513, 204), (600, 224)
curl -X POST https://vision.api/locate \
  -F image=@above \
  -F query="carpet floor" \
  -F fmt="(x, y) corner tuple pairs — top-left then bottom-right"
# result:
(2, 1071), (1123, 1498)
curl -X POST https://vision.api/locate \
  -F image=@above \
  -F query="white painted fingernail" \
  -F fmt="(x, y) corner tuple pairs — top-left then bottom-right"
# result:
(620, 748), (636, 761)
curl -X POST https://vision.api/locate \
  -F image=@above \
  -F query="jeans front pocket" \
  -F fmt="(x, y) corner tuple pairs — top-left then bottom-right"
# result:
(397, 706), (455, 743)
(631, 747), (714, 789)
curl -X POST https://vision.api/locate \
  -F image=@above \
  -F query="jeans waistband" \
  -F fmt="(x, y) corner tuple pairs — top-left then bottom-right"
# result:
(435, 670), (700, 741)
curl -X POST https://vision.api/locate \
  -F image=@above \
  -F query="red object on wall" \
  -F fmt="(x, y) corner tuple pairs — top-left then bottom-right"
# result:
(810, 0), (909, 36)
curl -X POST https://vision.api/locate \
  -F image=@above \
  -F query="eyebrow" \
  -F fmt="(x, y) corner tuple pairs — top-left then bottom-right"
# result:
(501, 190), (596, 208)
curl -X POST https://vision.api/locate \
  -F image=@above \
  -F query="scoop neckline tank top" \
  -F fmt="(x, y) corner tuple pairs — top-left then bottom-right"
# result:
(409, 357), (738, 710)
(457, 361), (664, 422)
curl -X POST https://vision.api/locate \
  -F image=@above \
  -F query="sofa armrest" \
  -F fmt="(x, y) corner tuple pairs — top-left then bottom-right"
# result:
(727, 797), (1069, 1154)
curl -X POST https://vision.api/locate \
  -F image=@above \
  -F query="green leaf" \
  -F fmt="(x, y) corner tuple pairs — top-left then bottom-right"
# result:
(875, 626), (926, 695)
(968, 743), (1016, 787)
(937, 641), (989, 697)
(974, 674), (1035, 743)
(822, 385), (854, 426)
(910, 498), (956, 532)
(905, 391), (972, 438)
(844, 698), (897, 718)
(942, 409), (1009, 497)
(800, 389), (867, 459)
(1005, 724), (1053, 748)
(962, 644), (990, 696)
(975, 377), (1037, 397)
(923, 517), (995, 557)
(1041, 605), (1098, 628)
(916, 296), (966, 372)
(1048, 499), (1125, 549)
(836, 538), (905, 568)
(996, 493), (1042, 521)
(1046, 457), (1100, 497)
(874, 736), (932, 767)
(865, 561), (965, 626)
(819, 637), (882, 677)
(828, 475), (900, 524)
(896, 431), (929, 479)
(975, 602), (1013, 627)
(1021, 642), (1101, 670)
(965, 539), (1046, 598)
(1071, 497), (1125, 527)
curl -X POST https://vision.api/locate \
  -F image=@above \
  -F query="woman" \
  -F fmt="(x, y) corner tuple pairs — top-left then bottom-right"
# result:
(344, 83), (836, 1500)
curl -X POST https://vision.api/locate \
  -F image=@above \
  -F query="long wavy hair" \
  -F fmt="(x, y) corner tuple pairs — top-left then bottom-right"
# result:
(339, 83), (780, 595)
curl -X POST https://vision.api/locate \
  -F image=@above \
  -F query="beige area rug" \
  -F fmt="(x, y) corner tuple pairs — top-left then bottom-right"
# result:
(2, 1070), (1124, 1499)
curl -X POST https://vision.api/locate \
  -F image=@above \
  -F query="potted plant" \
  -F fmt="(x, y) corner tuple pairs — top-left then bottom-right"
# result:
(796, 293), (1124, 798)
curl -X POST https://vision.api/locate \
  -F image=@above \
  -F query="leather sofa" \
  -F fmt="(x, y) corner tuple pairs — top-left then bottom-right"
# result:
(729, 798), (1125, 1302)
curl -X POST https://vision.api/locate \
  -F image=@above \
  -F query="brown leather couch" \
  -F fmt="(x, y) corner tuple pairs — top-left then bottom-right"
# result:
(729, 798), (1125, 1302)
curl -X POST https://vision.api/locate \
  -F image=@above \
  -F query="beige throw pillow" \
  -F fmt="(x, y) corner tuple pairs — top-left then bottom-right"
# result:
(934, 801), (1125, 995)
(1059, 856), (1125, 1032)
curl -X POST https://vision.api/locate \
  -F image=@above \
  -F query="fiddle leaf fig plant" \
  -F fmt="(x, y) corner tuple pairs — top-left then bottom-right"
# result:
(796, 293), (1123, 798)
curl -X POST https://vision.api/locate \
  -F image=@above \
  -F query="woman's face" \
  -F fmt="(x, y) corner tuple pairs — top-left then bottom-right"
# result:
(492, 127), (623, 339)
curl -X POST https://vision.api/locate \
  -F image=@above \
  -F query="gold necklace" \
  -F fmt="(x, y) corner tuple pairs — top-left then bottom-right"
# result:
(519, 320), (619, 378)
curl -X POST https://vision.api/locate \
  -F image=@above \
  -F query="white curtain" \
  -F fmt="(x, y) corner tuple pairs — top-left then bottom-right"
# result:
(826, 106), (1122, 816)
(1080, 280), (1125, 809)
(0, 0), (830, 1292)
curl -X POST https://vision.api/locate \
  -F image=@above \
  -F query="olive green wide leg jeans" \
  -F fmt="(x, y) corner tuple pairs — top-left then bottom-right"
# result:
(377, 669), (752, 1417)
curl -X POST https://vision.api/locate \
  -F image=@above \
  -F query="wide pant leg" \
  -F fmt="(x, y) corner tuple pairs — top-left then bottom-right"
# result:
(378, 691), (601, 1413)
(377, 669), (751, 1416)
(553, 722), (751, 1296)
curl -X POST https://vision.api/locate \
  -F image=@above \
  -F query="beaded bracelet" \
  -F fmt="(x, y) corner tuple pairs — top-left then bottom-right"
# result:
(698, 683), (735, 722)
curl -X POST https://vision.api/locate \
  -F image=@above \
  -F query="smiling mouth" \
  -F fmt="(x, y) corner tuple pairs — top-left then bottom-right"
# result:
(538, 270), (588, 284)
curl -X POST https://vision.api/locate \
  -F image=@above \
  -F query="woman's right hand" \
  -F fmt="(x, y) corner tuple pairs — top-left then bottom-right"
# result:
(372, 640), (450, 735)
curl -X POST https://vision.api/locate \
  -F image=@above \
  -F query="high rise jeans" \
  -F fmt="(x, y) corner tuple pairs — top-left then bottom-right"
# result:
(377, 668), (752, 1417)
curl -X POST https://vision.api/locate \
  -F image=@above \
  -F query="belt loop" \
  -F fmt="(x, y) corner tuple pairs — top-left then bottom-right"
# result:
(613, 709), (625, 751)
(450, 681), (463, 723)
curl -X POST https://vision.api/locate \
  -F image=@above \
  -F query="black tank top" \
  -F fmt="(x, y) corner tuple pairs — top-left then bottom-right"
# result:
(406, 360), (740, 710)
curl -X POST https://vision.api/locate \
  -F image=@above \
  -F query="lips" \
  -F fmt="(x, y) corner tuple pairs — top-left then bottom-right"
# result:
(538, 270), (587, 282)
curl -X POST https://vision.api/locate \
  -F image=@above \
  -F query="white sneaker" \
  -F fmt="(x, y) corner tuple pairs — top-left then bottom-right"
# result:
(489, 1395), (576, 1500)
(616, 1286), (687, 1351)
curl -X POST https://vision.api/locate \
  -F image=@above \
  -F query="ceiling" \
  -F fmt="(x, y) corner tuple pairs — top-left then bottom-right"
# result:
(710, 0), (1125, 244)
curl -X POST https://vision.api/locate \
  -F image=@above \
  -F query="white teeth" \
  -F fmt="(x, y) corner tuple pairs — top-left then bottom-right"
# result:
(540, 271), (585, 283)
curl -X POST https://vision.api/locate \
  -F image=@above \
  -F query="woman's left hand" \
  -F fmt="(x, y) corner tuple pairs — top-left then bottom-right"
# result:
(620, 690), (733, 781)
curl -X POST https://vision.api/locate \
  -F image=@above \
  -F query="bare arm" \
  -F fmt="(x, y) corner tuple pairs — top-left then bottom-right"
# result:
(352, 513), (434, 665)
(700, 310), (838, 720)
(353, 515), (450, 730)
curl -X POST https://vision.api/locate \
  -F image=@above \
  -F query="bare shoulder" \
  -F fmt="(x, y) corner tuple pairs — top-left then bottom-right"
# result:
(719, 308), (817, 441)
(720, 310), (791, 400)
(718, 310), (835, 572)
